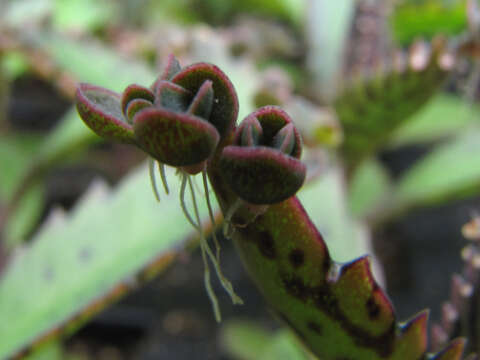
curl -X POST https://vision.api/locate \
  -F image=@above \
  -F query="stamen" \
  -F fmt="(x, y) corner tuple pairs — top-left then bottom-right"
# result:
(158, 162), (170, 194)
(149, 158), (161, 202)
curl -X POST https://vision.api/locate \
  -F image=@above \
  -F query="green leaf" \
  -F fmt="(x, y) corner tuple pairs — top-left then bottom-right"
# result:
(390, 94), (479, 147)
(348, 158), (392, 219)
(0, 164), (216, 359)
(221, 321), (308, 360)
(306, 0), (355, 100)
(33, 33), (155, 89)
(391, 0), (466, 46)
(335, 44), (450, 168)
(0, 134), (45, 245)
(260, 330), (309, 360)
(53, 0), (116, 32)
(2, 52), (30, 80)
(24, 342), (63, 360)
(221, 320), (273, 360)
(395, 128), (480, 209)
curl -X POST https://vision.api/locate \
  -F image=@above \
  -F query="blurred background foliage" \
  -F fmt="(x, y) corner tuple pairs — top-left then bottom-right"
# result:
(1, 0), (480, 358)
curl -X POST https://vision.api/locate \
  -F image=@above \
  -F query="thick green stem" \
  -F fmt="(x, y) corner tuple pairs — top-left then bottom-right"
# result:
(207, 144), (463, 359)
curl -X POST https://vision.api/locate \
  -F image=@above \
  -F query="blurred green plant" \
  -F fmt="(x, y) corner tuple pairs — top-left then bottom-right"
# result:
(391, 0), (467, 45)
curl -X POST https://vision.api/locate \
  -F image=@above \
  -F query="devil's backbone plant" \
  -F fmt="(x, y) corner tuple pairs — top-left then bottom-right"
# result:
(76, 54), (469, 359)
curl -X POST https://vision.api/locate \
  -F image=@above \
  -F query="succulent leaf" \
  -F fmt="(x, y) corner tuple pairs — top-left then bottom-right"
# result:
(252, 106), (303, 159)
(157, 54), (182, 83)
(240, 115), (263, 147)
(133, 107), (219, 167)
(272, 123), (295, 155)
(187, 80), (214, 119)
(121, 84), (155, 116)
(172, 63), (239, 139)
(125, 98), (153, 123)
(154, 80), (192, 112)
(219, 147), (306, 205)
(75, 83), (135, 143)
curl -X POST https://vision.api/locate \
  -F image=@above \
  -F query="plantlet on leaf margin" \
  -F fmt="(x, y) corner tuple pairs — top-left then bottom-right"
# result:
(219, 106), (306, 234)
(76, 54), (243, 321)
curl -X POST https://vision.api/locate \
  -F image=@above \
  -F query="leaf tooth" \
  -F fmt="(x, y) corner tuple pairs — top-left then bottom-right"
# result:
(428, 338), (466, 360)
(331, 256), (394, 335)
(396, 310), (429, 358)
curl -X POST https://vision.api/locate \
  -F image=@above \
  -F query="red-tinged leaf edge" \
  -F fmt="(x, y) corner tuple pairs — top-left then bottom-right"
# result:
(172, 63), (239, 140)
(121, 84), (154, 116)
(75, 83), (135, 144)
(133, 107), (220, 168)
(219, 146), (306, 205)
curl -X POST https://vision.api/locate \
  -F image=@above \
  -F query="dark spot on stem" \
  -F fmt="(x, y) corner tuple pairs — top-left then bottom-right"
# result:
(307, 321), (322, 335)
(289, 249), (305, 268)
(366, 296), (380, 320)
(258, 231), (276, 259)
(281, 273), (395, 357)
(238, 225), (277, 260)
